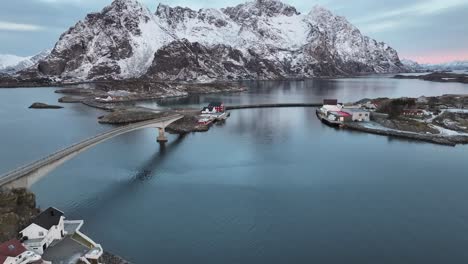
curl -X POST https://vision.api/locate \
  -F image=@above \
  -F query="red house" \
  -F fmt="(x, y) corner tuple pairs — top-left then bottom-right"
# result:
(0, 239), (42, 264)
(208, 102), (224, 113)
(202, 102), (225, 114)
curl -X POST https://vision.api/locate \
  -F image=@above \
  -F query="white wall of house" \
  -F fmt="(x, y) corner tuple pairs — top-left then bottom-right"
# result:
(20, 224), (48, 241)
(350, 112), (370, 122)
(21, 217), (65, 255)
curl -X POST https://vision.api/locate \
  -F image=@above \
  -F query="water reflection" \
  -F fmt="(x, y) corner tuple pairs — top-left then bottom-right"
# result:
(2, 79), (468, 264)
(133, 134), (186, 181)
(142, 77), (468, 110)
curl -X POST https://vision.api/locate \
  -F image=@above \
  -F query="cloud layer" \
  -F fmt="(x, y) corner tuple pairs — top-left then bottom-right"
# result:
(0, 21), (45, 31)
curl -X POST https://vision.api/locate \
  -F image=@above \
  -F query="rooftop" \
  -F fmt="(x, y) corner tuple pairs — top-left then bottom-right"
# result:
(41, 236), (88, 264)
(329, 111), (351, 117)
(32, 207), (64, 230)
(342, 108), (369, 113)
(0, 239), (27, 258)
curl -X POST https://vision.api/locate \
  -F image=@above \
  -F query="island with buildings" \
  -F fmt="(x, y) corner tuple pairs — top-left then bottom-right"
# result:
(317, 95), (468, 146)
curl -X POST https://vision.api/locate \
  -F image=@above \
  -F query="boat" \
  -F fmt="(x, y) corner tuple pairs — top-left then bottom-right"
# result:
(214, 112), (229, 121)
(316, 108), (342, 127)
(197, 117), (214, 126)
(315, 100), (353, 127)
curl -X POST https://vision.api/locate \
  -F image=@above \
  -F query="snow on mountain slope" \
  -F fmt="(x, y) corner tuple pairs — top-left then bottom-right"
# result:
(424, 61), (468, 71)
(34, 0), (404, 81)
(0, 55), (28, 71)
(0, 50), (50, 74)
(401, 59), (468, 72)
(38, 0), (173, 80)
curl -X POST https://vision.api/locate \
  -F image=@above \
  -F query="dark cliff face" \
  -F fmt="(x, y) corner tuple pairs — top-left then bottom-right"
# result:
(145, 39), (293, 81)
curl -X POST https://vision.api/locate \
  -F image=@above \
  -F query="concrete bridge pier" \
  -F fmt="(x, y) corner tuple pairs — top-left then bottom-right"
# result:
(157, 127), (168, 144)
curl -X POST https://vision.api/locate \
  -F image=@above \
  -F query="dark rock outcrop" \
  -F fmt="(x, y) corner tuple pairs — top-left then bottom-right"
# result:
(29, 102), (63, 109)
(0, 188), (39, 243)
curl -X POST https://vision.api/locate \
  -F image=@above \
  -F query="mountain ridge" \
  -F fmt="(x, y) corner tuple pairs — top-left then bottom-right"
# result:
(22, 0), (405, 82)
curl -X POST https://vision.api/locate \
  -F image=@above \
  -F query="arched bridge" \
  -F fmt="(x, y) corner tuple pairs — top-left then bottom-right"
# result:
(0, 114), (183, 189)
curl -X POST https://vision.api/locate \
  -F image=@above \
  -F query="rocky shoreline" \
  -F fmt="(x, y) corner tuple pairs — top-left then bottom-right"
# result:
(340, 95), (468, 146)
(344, 122), (468, 146)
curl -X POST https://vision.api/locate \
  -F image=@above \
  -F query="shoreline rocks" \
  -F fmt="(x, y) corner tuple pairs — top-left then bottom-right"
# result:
(343, 122), (468, 146)
(102, 251), (133, 264)
(98, 110), (171, 124)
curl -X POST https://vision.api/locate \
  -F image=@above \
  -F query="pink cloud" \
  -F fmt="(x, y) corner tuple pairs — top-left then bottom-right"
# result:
(402, 50), (468, 64)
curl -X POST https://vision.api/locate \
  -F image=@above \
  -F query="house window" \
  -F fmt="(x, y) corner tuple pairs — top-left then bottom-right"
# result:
(39, 231), (44, 236)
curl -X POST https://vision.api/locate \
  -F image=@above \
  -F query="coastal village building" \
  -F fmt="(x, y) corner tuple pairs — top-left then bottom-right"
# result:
(0, 240), (42, 264)
(18, 207), (103, 264)
(359, 100), (380, 110)
(20, 208), (65, 255)
(202, 102), (225, 114)
(317, 99), (371, 125)
(342, 108), (370, 122)
(328, 111), (352, 122)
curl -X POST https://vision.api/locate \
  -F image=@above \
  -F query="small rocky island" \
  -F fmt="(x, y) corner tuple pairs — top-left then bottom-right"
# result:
(343, 95), (468, 146)
(29, 102), (63, 109)
(394, 72), (468, 84)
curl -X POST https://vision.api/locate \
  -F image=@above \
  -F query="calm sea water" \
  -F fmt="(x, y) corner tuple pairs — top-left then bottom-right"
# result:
(1, 76), (468, 263)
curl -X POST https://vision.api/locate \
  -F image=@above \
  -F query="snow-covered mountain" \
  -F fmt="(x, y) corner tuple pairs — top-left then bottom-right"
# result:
(34, 0), (404, 82)
(401, 59), (426, 72)
(0, 50), (50, 74)
(424, 61), (468, 71)
(402, 59), (468, 72)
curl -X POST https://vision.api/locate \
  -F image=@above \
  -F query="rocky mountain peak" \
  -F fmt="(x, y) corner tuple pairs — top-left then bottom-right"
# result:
(222, 0), (299, 23)
(29, 0), (404, 82)
(155, 4), (197, 25)
(38, 0), (172, 80)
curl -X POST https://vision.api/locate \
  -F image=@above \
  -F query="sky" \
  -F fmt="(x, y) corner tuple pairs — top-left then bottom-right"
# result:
(0, 0), (467, 64)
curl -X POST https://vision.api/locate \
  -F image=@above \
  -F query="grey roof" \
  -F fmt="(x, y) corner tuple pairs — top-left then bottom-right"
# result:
(342, 108), (369, 113)
(32, 207), (64, 230)
(42, 236), (88, 263)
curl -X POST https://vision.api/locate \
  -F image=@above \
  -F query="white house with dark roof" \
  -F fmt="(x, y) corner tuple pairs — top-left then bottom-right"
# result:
(19, 207), (65, 255)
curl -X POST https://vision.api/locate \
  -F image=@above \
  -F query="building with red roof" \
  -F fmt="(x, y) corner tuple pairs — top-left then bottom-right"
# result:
(0, 239), (41, 264)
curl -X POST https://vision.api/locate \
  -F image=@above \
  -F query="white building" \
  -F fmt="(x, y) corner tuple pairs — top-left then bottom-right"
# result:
(20, 207), (65, 255)
(361, 101), (378, 110)
(320, 104), (343, 113)
(342, 108), (371, 122)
